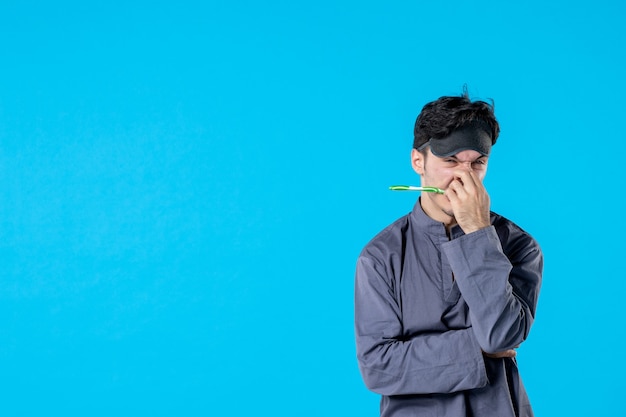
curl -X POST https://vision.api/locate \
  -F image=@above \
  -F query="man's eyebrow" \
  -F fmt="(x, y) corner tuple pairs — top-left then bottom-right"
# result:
(447, 155), (489, 161)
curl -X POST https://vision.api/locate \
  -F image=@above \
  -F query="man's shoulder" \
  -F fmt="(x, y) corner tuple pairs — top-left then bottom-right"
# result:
(490, 212), (542, 255)
(359, 213), (411, 260)
(491, 212), (535, 237)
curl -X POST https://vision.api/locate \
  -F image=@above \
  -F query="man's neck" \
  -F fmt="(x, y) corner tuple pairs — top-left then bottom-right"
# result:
(419, 198), (456, 230)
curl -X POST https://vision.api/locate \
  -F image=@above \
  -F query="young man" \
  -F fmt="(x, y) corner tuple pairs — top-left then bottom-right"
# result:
(354, 92), (543, 417)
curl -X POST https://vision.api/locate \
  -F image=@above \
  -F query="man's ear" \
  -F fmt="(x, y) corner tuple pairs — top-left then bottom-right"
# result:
(411, 148), (425, 175)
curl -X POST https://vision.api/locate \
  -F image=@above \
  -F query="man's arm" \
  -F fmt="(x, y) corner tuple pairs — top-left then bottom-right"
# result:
(355, 256), (489, 396)
(442, 225), (543, 354)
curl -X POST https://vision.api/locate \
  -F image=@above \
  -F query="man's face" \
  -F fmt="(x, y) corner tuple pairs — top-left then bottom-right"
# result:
(411, 147), (489, 223)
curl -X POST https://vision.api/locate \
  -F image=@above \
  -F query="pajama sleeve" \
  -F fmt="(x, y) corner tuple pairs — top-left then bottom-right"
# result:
(441, 225), (543, 354)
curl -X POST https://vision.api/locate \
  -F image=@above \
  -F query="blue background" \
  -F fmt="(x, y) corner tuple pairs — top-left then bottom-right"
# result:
(1, 1), (625, 415)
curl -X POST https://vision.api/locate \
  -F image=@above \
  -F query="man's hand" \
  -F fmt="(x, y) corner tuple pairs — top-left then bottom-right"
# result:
(445, 169), (491, 234)
(483, 349), (517, 359)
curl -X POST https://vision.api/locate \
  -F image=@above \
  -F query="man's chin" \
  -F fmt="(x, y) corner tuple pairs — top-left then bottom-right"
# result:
(442, 209), (455, 219)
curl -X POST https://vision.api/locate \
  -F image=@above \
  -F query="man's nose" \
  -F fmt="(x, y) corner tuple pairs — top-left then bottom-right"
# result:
(460, 161), (473, 171)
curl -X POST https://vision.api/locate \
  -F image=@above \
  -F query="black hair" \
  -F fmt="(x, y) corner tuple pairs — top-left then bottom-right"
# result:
(413, 88), (500, 151)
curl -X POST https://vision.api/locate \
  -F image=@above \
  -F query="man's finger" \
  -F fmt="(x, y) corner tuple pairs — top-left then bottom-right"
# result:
(484, 349), (517, 359)
(452, 169), (479, 190)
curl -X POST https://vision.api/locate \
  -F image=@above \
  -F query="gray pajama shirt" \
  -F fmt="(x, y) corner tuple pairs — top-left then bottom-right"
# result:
(355, 200), (543, 417)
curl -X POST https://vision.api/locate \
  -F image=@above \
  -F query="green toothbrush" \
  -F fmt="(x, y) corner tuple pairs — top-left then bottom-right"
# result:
(389, 185), (445, 194)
